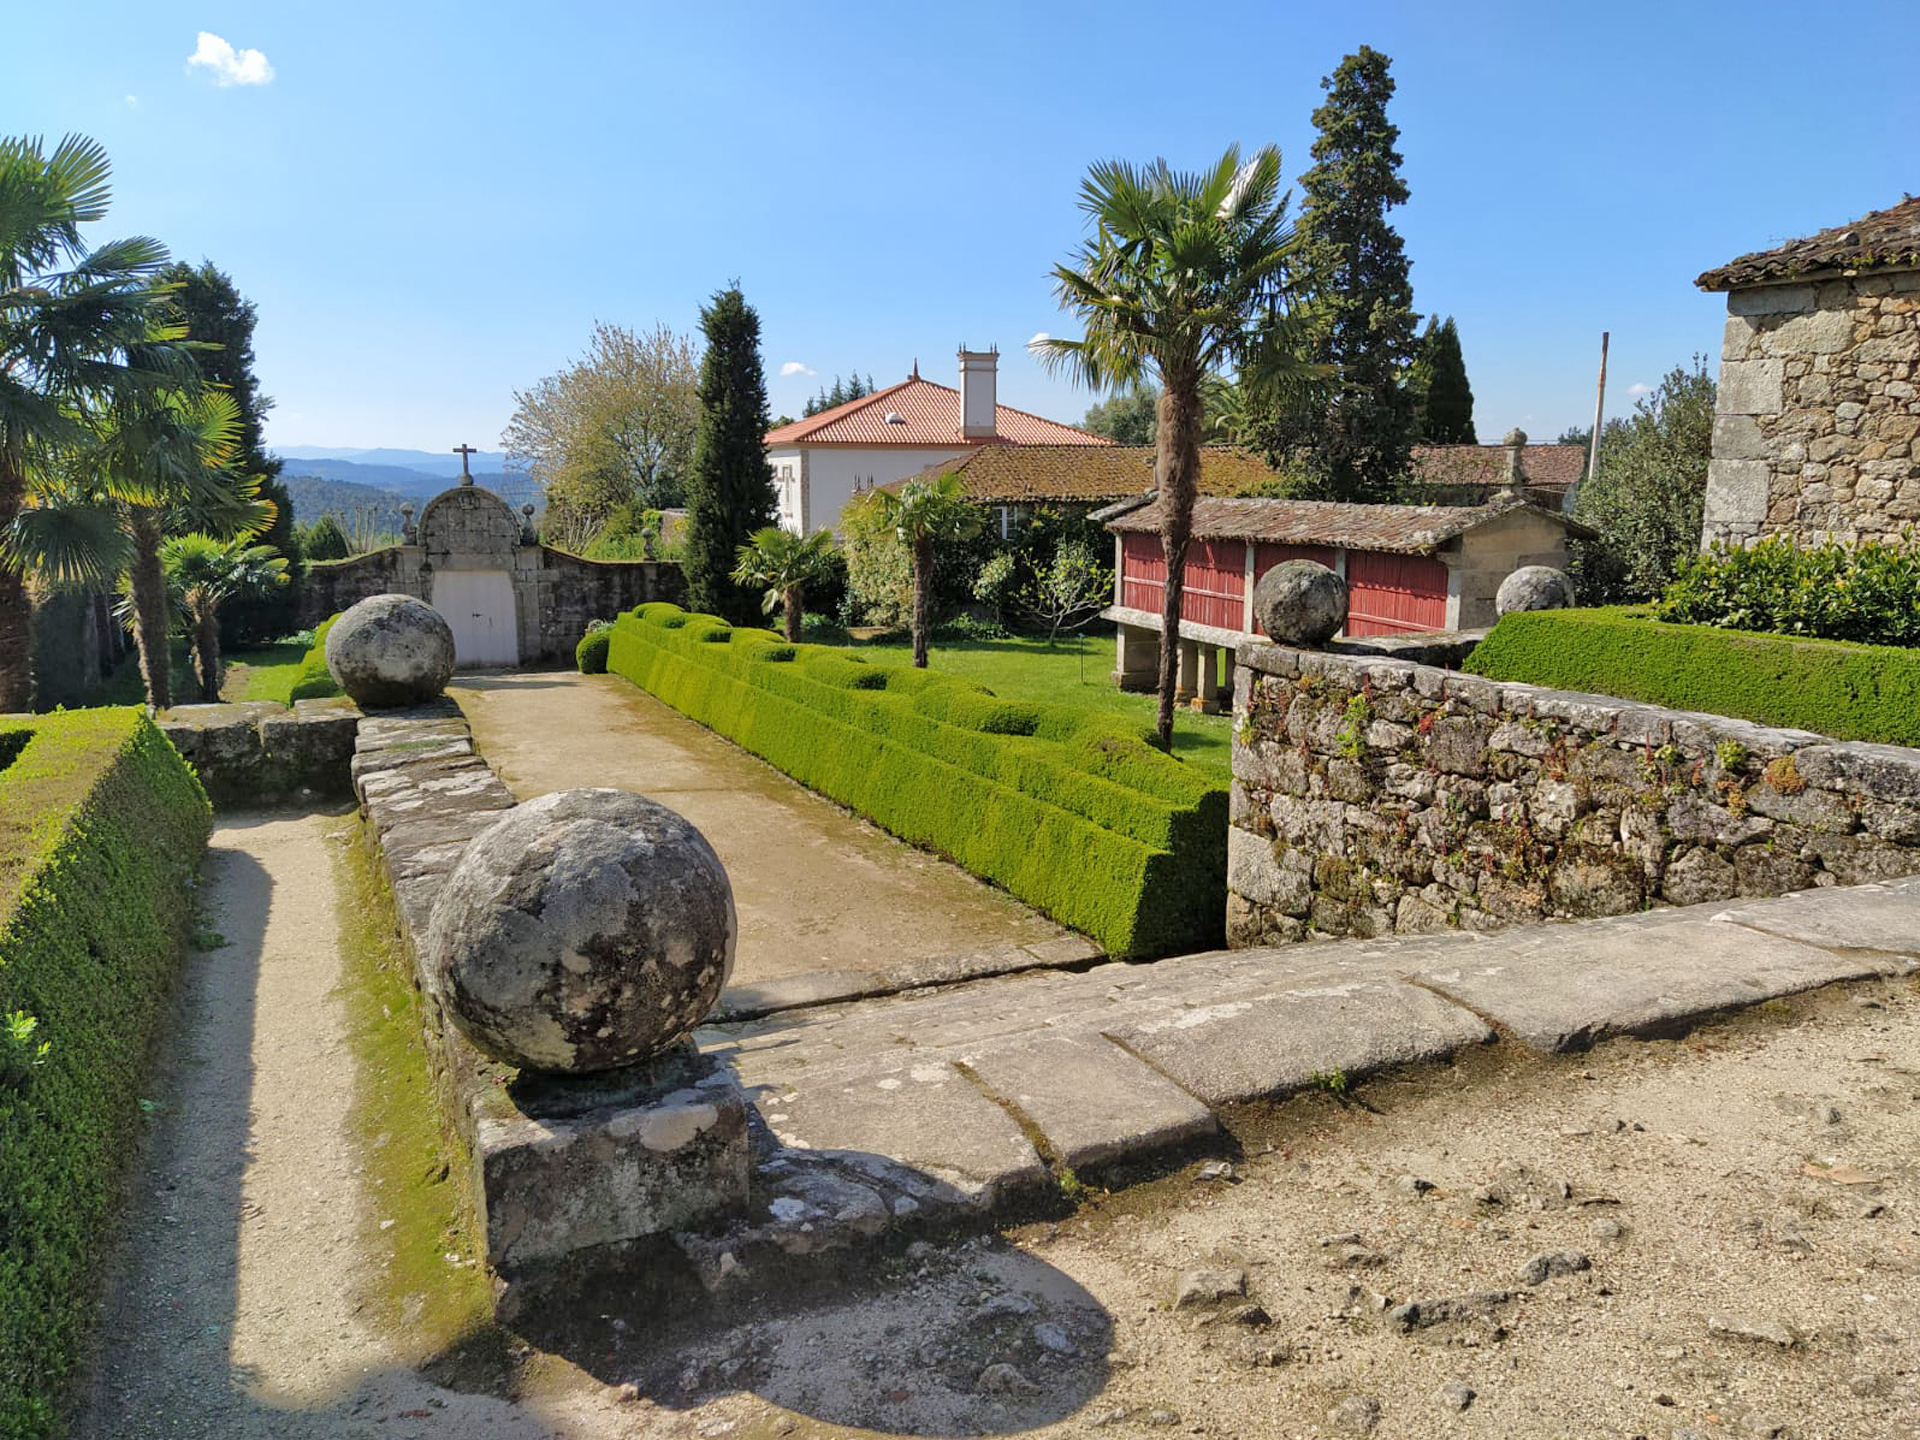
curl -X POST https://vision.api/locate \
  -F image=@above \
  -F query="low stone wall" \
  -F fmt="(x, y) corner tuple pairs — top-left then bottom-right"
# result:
(155, 698), (360, 806)
(1228, 640), (1920, 945)
(349, 705), (748, 1311)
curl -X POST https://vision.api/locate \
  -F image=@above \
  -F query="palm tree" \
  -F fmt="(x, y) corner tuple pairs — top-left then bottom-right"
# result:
(0, 134), (190, 710)
(160, 534), (288, 701)
(730, 525), (837, 642)
(1033, 144), (1317, 748)
(871, 474), (981, 667)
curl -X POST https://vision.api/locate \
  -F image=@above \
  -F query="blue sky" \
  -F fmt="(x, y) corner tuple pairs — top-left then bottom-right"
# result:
(5, 2), (1915, 455)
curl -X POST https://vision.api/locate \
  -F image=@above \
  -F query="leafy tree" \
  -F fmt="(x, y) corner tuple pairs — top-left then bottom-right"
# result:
(300, 513), (351, 559)
(682, 285), (777, 623)
(1036, 143), (1315, 746)
(163, 258), (299, 643)
(1568, 358), (1716, 604)
(840, 489), (913, 626)
(1254, 46), (1418, 501)
(731, 525), (837, 641)
(872, 474), (981, 667)
(1082, 386), (1158, 445)
(1411, 315), (1476, 444)
(0, 133), (192, 710)
(504, 321), (700, 543)
(160, 533), (287, 700)
(1018, 538), (1111, 641)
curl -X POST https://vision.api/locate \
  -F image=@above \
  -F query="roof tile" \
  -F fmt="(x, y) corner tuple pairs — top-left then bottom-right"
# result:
(765, 377), (1107, 448)
(1105, 495), (1595, 554)
(1697, 196), (1920, 291)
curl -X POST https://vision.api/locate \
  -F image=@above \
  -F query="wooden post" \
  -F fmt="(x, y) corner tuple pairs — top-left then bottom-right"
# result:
(1586, 331), (1609, 495)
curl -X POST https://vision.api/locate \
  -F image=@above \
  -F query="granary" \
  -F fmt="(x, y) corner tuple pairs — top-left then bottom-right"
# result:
(765, 347), (1107, 535)
(1697, 195), (1920, 548)
(300, 472), (679, 667)
(1100, 492), (1593, 708)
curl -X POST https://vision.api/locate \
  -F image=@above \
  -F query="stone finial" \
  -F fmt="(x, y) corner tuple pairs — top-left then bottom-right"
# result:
(400, 504), (417, 543)
(1252, 560), (1348, 648)
(1501, 428), (1529, 490)
(520, 503), (536, 544)
(324, 593), (456, 708)
(427, 788), (737, 1074)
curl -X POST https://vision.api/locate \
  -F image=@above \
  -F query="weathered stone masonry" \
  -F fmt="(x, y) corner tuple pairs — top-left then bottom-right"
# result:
(1227, 641), (1920, 946)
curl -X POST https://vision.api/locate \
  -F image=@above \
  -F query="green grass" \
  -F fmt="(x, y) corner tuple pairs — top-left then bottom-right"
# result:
(221, 642), (312, 704)
(852, 633), (1234, 781)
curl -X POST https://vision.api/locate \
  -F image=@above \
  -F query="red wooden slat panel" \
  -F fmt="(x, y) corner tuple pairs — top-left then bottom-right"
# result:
(1250, 543), (1337, 636)
(1120, 532), (1165, 613)
(1180, 538), (1246, 631)
(1345, 549), (1449, 636)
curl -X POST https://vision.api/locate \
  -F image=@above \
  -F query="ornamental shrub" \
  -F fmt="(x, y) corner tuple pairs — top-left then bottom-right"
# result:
(288, 613), (343, 700)
(1464, 607), (1920, 745)
(606, 604), (1226, 956)
(0, 710), (212, 1436)
(576, 621), (613, 673)
(1657, 533), (1920, 647)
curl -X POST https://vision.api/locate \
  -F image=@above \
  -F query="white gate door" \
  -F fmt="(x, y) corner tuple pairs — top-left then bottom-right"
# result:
(431, 570), (519, 667)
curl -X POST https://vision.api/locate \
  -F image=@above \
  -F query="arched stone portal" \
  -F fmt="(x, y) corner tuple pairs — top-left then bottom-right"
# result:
(418, 486), (523, 667)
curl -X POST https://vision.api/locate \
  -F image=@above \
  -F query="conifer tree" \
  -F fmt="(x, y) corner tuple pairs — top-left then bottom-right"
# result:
(1262, 46), (1419, 500)
(682, 284), (776, 622)
(1412, 315), (1476, 444)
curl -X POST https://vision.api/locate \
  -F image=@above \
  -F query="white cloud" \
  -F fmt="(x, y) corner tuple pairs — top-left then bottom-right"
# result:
(779, 361), (815, 378)
(124, 95), (139, 108)
(1627, 382), (1652, 397)
(188, 32), (275, 87)
(1026, 331), (1052, 349)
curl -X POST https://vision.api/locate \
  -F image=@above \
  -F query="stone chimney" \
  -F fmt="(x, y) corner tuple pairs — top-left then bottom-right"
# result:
(959, 345), (998, 440)
(1499, 428), (1528, 496)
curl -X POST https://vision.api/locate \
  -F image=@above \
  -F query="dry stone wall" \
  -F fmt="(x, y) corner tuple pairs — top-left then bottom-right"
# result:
(1703, 270), (1920, 547)
(1228, 641), (1920, 946)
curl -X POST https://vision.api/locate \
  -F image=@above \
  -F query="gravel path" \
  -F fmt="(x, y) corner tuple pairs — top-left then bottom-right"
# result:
(70, 813), (555, 1439)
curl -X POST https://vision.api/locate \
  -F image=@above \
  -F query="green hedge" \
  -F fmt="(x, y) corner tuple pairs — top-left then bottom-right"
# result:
(288, 614), (342, 701)
(606, 604), (1226, 957)
(0, 710), (212, 1437)
(1659, 533), (1920, 647)
(1464, 607), (1920, 745)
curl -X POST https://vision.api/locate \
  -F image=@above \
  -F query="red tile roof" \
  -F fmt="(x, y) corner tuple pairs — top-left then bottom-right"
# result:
(1697, 196), (1920, 291)
(1409, 444), (1584, 493)
(883, 445), (1283, 503)
(764, 377), (1108, 448)
(1105, 495), (1595, 554)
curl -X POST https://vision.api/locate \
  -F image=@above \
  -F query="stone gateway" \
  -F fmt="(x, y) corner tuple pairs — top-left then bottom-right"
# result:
(299, 477), (681, 666)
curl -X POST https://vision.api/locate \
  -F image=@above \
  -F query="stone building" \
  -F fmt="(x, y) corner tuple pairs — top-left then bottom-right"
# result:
(1698, 196), (1920, 547)
(300, 479), (680, 666)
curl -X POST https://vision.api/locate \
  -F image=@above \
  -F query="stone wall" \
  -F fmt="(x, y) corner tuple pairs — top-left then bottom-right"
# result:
(155, 698), (360, 806)
(1702, 269), (1920, 547)
(1227, 641), (1920, 946)
(300, 545), (680, 660)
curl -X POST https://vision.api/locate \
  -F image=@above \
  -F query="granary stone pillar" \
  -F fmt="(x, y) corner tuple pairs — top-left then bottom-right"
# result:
(1113, 623), (1159, 692)
(1176, 637), (1201, 700)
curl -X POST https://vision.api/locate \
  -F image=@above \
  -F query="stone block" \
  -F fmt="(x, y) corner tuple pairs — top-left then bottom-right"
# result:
(1718, 359), (1784, 416)
(1227, 826), (1312, 915)
(1766, 308), (1857, 356)
(1728, 284), (1815, 317)
(1704, 458), (1771, 527)
(471, 1041), (750, 1272)
(1712, 412), (1767, 462)
(1795, 742), (1920, 803)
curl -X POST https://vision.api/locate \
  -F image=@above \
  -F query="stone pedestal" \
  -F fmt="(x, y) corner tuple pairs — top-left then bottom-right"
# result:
(1113, 623), (1158, 692)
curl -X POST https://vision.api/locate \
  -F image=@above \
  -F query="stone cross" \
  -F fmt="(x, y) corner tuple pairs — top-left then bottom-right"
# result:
(454, 443), (478, 485)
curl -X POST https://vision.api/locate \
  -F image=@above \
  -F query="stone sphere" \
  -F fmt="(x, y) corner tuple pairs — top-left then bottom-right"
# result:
(426, 788), (736, 1074)
(1252, 560), (1348, 647)
(325, 593), (456, 708)
(1495, 565), (1577, 618)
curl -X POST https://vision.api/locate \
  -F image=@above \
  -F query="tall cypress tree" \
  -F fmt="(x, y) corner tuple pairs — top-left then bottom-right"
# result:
(683, 284), (776, 622)
(1412, 315), (1476, 444)
(1273, 46), (1419, 500)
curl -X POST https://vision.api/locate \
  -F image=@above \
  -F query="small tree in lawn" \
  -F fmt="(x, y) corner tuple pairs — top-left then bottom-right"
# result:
(1035, 142), (1315, 747)
(873, 474), (980, 667)
(1020, 537), (1112, 642)
(160, 534), (288, 700)
(683, 284), (777, 623)
(731, 526), (837, 641)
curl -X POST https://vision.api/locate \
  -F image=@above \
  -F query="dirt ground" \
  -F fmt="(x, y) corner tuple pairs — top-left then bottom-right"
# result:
(72, 812), (1918, 1440)
(451, 671), (1066, 984)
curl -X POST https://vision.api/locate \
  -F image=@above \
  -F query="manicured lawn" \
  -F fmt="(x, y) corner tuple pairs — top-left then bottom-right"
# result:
(853, 631), (1234, 781)
(221, 642), (312, 704)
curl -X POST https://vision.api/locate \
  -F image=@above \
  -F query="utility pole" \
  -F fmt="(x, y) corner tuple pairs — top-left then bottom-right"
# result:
(1586, 331), (1609, 492)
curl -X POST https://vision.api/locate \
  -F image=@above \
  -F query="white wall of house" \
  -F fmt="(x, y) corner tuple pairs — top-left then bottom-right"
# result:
(776, 444), (973, 535)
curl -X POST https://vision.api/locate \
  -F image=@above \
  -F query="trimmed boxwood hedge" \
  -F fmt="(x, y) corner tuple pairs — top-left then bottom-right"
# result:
(576, 626), (612, 674)
(288, 613), (342, 701)
(606, 604), (1227, 957)
(0, 710), (212, 1437)
(1464, 607), (1920, 745)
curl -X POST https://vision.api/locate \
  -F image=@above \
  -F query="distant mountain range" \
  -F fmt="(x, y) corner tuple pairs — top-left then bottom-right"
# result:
(274, 445), (511, 478)
(272, 447), (541, 525)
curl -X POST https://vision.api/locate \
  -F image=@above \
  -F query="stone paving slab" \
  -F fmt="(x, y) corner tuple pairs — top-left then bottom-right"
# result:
(1407, 907), (1917, 1053)
(1714, 877), (1920, 959)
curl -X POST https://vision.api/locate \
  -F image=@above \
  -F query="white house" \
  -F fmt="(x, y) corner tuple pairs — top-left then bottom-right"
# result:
(766, 347), (1107, 534)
